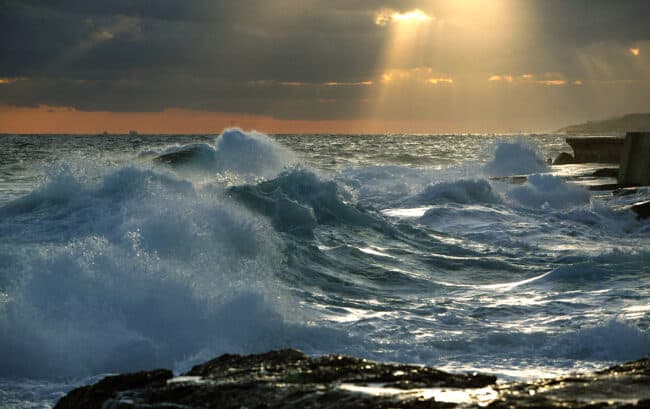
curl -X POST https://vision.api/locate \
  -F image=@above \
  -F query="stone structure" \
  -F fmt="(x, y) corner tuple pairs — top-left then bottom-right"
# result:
(564, 136), (625, 163)
(619, 132), (650, 186)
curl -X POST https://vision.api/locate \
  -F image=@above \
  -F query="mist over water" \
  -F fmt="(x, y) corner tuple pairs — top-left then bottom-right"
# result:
(1, 130), (649, 407)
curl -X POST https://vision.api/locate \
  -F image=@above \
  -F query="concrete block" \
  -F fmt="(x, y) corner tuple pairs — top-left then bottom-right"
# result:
(618, 132), (650, 186)
(565, 137), (624, 163)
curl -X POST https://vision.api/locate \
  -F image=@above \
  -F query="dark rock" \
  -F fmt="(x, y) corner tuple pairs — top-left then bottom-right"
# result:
(630, 200), (650, 219)
(613, 187), (641, 196)
(187, 349), (495, 388)
(590, 168), (619, 178)
(55, 350), (650, 409)
(54, 369), (172, 409)
(488, 175), (528, 184)
(153, 144), (214, 168)
(490, 358), (650, 408)
(553, 152), (576, 165)
(588, 183), (639, 191)
(154, 148), (198, 166)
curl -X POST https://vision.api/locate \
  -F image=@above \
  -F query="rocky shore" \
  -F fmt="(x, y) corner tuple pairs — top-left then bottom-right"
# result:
(55, 349), (650, 409)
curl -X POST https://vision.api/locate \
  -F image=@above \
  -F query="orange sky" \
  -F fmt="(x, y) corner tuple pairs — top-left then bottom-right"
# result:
(0, 104), (367, 134)
(0, 104), (544, 135)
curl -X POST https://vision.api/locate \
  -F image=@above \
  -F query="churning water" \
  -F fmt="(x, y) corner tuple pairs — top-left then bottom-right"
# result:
(1, 130), (649, 407)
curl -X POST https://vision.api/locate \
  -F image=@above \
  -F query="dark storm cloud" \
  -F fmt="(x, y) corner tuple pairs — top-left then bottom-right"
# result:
(1, 0), (649, 119)
(532, 0), (650, 46)
(0, 1), (384, 78)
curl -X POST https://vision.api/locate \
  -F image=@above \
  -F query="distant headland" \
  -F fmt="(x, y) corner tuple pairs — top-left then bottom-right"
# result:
(558, 113), (650, 135)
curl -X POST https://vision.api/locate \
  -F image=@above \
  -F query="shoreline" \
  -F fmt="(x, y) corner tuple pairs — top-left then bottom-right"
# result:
(55, 349), (650, 408)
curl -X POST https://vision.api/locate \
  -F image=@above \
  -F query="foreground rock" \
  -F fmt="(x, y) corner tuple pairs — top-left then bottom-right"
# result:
(630, 200), (650, 219)
(55, 350), (650, 409)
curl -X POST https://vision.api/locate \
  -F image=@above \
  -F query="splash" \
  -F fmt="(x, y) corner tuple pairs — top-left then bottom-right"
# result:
(483, 140), (549, 176)
(153, 128), (297, 181)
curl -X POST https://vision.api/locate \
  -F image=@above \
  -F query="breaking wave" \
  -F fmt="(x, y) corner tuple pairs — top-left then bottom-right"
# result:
(151, 128), (297, 180)
(0, 132), (648, 395)
(483, 140), (549, 176)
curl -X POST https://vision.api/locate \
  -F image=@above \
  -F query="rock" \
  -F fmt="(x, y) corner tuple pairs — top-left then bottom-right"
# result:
(613, 187), (641, 196)
(590, 167), (619, 178)
(154, 146), (205, 166)
(553, 152), (575, 165)
(153, 144), (216, 169)
(55, 350), (650, 409)
(54, 369), (172, 409)
(630, 200), (650, 219)
(491, 358), (650, 408)
(488, 175), (528, 185)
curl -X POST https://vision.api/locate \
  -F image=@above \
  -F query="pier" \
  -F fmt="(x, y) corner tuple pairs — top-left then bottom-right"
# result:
(564, 136), (625, 163)
(551, 132), (650, 218)
(618, 132), (650, 186)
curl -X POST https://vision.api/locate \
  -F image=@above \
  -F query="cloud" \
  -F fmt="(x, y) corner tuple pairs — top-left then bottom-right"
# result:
(488, 73), (575, 86)
(425, 78), (453, 85)
(488, 75), (514, 83)
(1, 0), (650, 123)
(375, 8), (433, 26)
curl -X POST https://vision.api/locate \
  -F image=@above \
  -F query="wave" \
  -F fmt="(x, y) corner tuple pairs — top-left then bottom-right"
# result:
(506, 174), (590, 209)
(229, 167), (385, 236)
(0, 164), (292, 378)
(1, 131), (649, 387)
(483, 140), (549, 176)
(150, 128), (297, 180)
(406, 179), (502, 206)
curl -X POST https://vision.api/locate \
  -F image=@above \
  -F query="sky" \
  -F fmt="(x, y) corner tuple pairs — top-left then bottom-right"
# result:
(1, 0), (650, 134)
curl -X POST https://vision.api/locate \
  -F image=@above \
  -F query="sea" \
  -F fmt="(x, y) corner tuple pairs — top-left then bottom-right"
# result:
(1, 130), (649, 408)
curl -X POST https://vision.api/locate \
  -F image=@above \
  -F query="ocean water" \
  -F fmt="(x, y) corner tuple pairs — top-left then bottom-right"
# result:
(1, 130), (649, 407)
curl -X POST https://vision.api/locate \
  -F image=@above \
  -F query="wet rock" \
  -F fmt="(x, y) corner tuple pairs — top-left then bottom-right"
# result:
(488, 175), (528, 185)
(613, 187), (641, 196)
(553, 152), (576, 165)
(153, 144), (214, 168)
(590, 168), (619, 178)
(55, 350), (650, 409)
(630, 200), (650, 219)
(54, 369), (172, 409)
(491, 358), (650, 408)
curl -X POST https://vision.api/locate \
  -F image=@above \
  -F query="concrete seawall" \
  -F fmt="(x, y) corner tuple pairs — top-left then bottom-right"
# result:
(564, 136), (625, 163)
(619, 132), (650, 186)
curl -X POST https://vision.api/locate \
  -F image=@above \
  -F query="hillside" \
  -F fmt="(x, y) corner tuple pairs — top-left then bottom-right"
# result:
(558, 113), (650, 135)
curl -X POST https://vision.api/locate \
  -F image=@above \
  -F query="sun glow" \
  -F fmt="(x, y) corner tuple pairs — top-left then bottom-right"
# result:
(392, 9), (433, 24)
(425, 77), (454, 85)
(630, 47), (640, 56)
(375, 9), (432, 26)
(366, 1), (526, 131)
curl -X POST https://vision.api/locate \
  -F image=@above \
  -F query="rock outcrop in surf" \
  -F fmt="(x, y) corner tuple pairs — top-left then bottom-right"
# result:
(55, 349), (650, 409)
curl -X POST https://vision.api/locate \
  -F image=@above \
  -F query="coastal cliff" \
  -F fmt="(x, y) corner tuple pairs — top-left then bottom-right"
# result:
(558, 113), (650, 136)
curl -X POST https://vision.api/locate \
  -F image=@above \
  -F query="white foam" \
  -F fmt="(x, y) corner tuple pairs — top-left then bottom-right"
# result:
(506, 174), (590, 209)
(148, 129), (298, 182)
(483, 140), (549, 176)
(0, 164), (300, 378)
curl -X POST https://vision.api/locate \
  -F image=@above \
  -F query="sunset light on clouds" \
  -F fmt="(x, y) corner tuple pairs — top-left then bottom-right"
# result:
(1, 0), (650, 133)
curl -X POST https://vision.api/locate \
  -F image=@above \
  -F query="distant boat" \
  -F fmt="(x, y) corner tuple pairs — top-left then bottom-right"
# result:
(101, 131), (109, 137)
(128, 130), (138, 137)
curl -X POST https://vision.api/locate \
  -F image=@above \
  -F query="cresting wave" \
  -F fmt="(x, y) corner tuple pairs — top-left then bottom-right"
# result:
(0, 130), (649, 387)
(144, 128), (297, 181)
